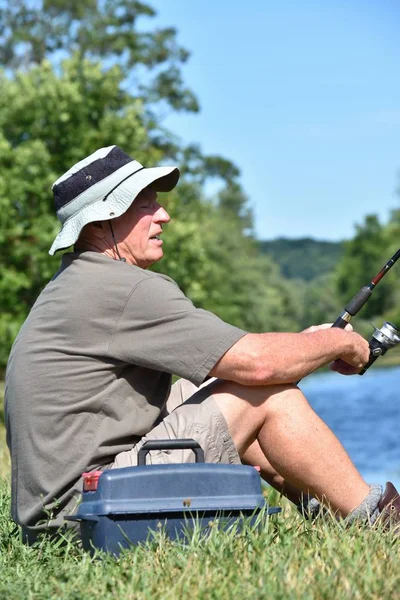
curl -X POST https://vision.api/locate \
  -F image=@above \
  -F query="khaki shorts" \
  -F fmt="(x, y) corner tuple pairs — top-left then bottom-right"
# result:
(111, 378), (241, 468)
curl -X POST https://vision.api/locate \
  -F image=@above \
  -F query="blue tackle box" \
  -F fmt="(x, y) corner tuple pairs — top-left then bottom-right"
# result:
(66, 439), (280, 555)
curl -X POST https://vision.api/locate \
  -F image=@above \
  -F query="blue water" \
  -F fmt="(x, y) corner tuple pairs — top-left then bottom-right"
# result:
(300, 366), (400, 489)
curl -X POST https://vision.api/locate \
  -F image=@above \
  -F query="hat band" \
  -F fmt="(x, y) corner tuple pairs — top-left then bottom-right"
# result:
(56, 161), (144, 224)
(53, 145), (133, 210)
(101, 167), (145, 203)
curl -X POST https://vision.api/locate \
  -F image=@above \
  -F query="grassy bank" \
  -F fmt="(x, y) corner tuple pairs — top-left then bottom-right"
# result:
(0, 382), (9, 480)
(0, 477), (399, 600)
(1, 383), (400, 599)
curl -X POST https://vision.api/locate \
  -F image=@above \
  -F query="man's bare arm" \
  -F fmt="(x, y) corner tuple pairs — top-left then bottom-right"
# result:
(209, 328), (370, 385)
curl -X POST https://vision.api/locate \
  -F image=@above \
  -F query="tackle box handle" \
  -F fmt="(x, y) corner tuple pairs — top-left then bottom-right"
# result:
(137, 439), (205, 466)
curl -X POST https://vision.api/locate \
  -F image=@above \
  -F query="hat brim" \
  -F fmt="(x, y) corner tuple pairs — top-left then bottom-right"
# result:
(49, 165), (179, 255)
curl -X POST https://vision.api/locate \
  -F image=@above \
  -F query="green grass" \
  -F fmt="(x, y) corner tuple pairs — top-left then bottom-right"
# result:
(0, 381), (9, 480)
(1, 384), (400, 599)
(0, 479), (399, 600)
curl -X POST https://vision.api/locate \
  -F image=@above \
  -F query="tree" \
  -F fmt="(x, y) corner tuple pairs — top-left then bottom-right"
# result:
(0, 57), (156, 369)
(335, 215), (395, 319)
(0, 0), (303, 375)
(0, 0), (198, 114)
(298, 273), (341, 329)
(259, 238), (344, 282)
(383, 209), (400, 328)
(154, 186), (301, 334)
(0, 0), (205, 168)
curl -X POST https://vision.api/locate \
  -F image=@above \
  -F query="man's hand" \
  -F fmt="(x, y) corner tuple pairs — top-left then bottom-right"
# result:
(301, 323), (353, 333)
(210, 324), (371, 385)
(301, 322), (369, 375)
(329, 359), (362, 375)
(330, 330), (370, 374)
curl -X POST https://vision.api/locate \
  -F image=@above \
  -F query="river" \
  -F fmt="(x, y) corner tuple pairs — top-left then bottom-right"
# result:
(300, 365), (400, 489)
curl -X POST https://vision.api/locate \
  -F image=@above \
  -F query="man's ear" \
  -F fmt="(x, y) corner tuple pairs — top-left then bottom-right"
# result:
(85, 221), (108, 240)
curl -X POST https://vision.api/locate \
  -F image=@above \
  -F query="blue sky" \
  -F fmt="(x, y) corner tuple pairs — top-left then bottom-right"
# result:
(148, 0), (400, 241)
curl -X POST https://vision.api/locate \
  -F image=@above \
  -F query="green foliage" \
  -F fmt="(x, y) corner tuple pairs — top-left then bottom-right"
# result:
(259, 237), (345, 282)
(259, 238), (345, 330)
(384, 209), (400, 328)
(0, 0), (310, 375)
(296, 273), (342, 330)
(153, 184), (300, 333)
(0, 57), (153, 369)
(335, 215), (396, 320)
(1, 0), (399, 378)
(0, 475), (400, 599)
(0, 55), (300, 372)
(0, 0), (198, 114)
(331, 206), (400, 339)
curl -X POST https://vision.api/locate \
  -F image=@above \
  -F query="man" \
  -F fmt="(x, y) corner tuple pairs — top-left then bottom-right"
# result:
(5, 145), (400, 542)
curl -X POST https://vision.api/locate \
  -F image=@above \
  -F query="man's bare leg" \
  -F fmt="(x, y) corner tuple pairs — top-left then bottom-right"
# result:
(242, 439), (305, 505)
(210, 380), (370, 517)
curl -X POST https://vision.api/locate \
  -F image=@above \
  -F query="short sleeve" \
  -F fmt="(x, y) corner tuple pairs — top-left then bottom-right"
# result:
(109, 274), (247, 386)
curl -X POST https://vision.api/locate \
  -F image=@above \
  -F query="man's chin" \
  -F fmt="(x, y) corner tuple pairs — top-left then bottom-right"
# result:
(141, 250), (164, 269)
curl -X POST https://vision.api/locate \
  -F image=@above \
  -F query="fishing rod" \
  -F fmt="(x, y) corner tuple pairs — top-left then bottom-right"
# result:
(331, 248), (400, 375)
(332, 248), (400, 329)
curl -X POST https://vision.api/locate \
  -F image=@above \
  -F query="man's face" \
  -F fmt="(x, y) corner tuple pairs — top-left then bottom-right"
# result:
(112, 187), (171, 268)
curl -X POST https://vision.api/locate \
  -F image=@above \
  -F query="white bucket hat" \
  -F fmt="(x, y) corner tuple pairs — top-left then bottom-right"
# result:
(49, 145), (180, 255)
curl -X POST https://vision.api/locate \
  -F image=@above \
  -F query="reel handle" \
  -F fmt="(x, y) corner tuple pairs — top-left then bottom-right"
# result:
(359, 338), (387, 375)
(359, 321), (400, 376)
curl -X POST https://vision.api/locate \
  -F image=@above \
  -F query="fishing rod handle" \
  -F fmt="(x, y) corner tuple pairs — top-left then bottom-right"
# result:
(332, 286), (373, 329)
(343, 286), (372, 317)
(332, 314), (350, 329)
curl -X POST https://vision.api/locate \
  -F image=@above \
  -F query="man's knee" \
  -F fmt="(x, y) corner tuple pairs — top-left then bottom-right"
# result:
(209, 380), (306, 454)
(210, 379), (300, 415)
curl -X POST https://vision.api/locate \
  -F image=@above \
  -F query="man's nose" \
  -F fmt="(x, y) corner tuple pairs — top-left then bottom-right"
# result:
(154, 205), (170, 223)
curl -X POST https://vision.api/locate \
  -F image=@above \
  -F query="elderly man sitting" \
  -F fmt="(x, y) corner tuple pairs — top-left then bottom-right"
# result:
(5, 145), (400, 542)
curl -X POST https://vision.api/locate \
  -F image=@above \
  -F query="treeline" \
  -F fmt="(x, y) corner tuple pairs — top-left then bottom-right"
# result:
(0, 1), (399, 374)
(259, 238), (345, 282)
(261, 216), (400, 338)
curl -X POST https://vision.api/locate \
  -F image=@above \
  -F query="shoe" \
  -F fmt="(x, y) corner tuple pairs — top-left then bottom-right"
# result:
(377, 482), (400, 531)
(296, 496), (330, 521)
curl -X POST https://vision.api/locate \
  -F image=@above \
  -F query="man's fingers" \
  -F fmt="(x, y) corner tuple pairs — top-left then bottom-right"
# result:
(329, 359), (360, 376)
(301, 323), (332, 333)
(302, 323), (354, 333)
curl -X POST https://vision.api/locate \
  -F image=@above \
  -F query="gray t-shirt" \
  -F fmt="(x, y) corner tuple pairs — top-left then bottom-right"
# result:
(5, 251), (246, 532)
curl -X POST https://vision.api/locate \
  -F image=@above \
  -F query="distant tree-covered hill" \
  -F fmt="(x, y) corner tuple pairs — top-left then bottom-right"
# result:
(259, 238), (345, 282)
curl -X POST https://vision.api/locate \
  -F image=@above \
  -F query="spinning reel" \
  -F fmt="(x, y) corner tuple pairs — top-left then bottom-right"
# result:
(332, 249), (400, 375)
(360, 321), (400, 375)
